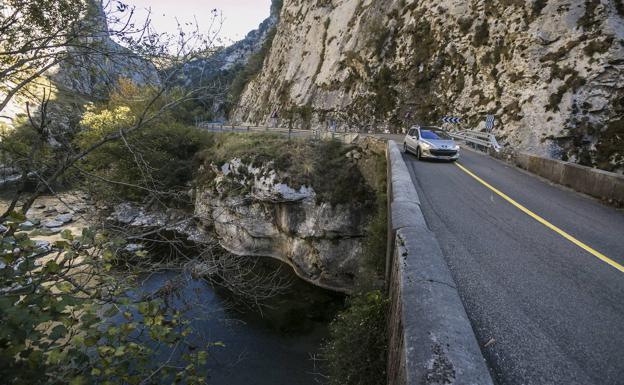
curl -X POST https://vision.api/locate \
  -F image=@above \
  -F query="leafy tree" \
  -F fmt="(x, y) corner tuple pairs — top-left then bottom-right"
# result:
(75, 81), (214, 204)
(0, 2), (232, 384)
(0, 0), (83, 112)
(0, 0), (159, 113)
(0, 214), (213, 384)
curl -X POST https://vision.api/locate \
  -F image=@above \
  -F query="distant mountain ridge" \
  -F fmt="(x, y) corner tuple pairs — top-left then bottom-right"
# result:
(173, 1), (282, 121)
(179, 14), (279, 83)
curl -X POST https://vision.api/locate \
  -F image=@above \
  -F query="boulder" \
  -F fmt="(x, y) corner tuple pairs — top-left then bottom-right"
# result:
(55, 214), (73, 224)
(42, 220), (64, 228)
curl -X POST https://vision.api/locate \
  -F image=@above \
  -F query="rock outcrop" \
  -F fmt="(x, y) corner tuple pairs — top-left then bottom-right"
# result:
(107, 137), (384, 293)
(194, 157), (368, 292)
(0, 0), (159, 131)
(48, 2), (160, 100)
(232, 0), (624, 173)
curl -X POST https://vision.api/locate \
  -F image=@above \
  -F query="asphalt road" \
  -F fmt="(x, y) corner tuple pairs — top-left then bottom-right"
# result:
(403, 146), (624, 385)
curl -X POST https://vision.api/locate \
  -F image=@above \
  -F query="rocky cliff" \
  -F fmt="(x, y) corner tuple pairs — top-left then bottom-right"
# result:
(232, 0), (624, 173)
(48, 2), (160, 99)
(105, 136), (386, 293)
(0, 0), (159, 131)
(178, 12), (278, 87)
(194, 157), (366, 292)
(191, 136), (386, 292)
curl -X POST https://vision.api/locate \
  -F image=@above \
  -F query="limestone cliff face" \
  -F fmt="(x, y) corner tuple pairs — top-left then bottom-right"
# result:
(232, 0), (624, 172)
(194, 158), (367, 292)
(0, 1), (159, 130)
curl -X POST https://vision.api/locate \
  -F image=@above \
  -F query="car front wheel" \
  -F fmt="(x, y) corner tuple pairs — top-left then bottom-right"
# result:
(404, 142), (409, 154)
(416, 147), (422, 161)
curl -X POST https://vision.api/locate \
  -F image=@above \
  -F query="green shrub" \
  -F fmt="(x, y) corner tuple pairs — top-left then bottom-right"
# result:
(532, 0), (547, 17)
(616, 0), (624, 17)
(0, 217), (209, 385)
(583, 37), (614, 57)
(577, 0), (600, 29)
(371, 66), (398, 119)
(546, 71), (586, 112)
(78, 122), (213, 205)
(473, 20), (489, 47)
(594, 118), (624, 172)
(458, 17), (473, 34)
(324, 291), (389, 385)
(71, 80), (215, 205)
(356, 146), (387, 287)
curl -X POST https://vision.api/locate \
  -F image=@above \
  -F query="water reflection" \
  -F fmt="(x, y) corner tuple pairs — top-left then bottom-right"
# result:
(130, 260), (343, 385)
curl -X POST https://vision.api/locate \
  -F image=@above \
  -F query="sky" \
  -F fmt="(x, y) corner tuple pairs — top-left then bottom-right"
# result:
(122, 0), (273, 44)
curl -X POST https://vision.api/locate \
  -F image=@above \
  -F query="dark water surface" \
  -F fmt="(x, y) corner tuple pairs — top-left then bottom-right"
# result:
(134, 265), (344, 385)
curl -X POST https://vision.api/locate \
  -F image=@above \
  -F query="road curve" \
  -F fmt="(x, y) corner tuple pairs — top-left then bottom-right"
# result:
(403, 146), (624, 385)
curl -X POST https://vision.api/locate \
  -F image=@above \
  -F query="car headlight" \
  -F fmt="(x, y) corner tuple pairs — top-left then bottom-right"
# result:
(421, 141), (433, 150)
(453, 145), (460, 150)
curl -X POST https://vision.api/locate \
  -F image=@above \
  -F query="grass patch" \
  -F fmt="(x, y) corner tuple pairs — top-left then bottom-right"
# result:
(546, 70), (586, 112)
(198, 133), (378, 207)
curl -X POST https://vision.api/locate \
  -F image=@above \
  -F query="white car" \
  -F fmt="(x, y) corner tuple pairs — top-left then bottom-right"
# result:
(403, 126), (460, 161)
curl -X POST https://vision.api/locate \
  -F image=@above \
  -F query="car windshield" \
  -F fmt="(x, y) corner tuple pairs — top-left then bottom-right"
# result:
(421, 129), (451, 140)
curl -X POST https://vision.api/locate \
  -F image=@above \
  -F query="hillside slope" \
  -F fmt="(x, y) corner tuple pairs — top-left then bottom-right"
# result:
(173, 0), (281, 120)
(232, 0), (624, 172)
(0, 1), (159, 132)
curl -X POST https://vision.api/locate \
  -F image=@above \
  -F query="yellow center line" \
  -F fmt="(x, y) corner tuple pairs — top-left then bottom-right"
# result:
(455, 162), (624, 273)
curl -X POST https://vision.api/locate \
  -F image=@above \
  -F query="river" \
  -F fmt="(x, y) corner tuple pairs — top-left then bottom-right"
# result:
(131, 261), (344, 385)
(0, 191), (345, 383)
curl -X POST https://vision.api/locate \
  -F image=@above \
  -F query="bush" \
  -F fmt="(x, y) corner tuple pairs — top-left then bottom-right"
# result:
(77, 121), (213, 205)
(473, 20), (489, 47)
(324, 291), (389, 385)
(532, 0), (547, 17)
(583, 37), (613, 57)
(75, 80), (215, 205)
(358, 197), (387, 286)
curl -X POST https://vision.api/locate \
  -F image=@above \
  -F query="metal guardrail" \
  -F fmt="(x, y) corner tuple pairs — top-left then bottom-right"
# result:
(196, 122), (363, 144)
(449, 130), (501, 152)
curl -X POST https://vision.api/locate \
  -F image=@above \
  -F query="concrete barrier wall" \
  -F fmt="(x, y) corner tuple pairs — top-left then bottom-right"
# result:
(508, 152), (624, 207)
(385, 141), (493, 385)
